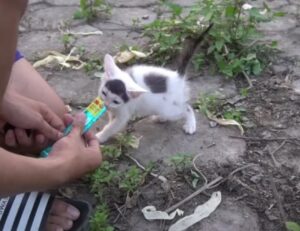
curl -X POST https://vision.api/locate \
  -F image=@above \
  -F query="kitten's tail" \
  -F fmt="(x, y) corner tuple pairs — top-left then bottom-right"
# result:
(177, 23), (213, 76)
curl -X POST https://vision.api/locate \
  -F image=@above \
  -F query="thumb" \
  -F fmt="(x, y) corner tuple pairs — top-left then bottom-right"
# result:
(70, 112), (86, 136)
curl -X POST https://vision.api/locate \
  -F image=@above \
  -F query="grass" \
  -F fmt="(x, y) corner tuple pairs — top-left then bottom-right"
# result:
(143, 0), (282, 79)
(74, 0), (111, 22)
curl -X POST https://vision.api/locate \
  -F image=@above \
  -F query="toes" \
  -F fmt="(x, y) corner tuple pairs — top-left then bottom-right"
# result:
(50, 199), (80, 220)
(47, 215), (73, 230)
(45, 223), (64, 231)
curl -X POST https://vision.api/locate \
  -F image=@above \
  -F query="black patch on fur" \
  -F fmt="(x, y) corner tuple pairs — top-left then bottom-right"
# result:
(144, 74), (167, 93)
(105, 79), (129, 102)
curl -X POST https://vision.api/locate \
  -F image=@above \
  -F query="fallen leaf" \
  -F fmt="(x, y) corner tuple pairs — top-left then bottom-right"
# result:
(209, 116), (244, 135)
(142, 206), (184, 221)
(114, 47), (148, 64)
(169, 191), (222, 231)
(33, 47), (86, 70)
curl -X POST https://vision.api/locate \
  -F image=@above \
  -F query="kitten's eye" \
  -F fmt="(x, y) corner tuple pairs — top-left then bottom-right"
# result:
(102, 91), (107, 96)
(113, 100), (120, 104)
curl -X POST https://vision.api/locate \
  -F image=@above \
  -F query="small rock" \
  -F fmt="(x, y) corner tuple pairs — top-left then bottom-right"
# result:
(292, 79), (300, 94)
(250, 174), (263, 184)
(142, 15), (150, 20)
(209, 121), (218, 128)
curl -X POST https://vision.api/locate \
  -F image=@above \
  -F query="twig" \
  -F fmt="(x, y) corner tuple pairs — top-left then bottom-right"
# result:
(228, 163), (257, 178)
(269, 176), (287, 224)
(165, 176), (223, 213)
(208, 163), (257, 189)
(114, 203), (131, 226)
(125, 154), (168, 183)
(242, 71), (253, 89)
(229, 135), (300, 142)
(269, 141), (286, 167)
(192, 154), (208, 185)
(233, 178), (256, 192)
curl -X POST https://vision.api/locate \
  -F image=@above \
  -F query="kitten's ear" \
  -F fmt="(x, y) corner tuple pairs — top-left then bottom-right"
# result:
(127, 81), (148, 99)
(128, 91), (146, 98)
(104, 54), (119, 79)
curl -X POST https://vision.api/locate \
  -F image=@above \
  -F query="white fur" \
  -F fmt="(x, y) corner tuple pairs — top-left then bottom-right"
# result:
(96, 54), (196, 143)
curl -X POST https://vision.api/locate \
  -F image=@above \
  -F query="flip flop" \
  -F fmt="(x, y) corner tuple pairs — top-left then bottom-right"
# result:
(0, 192), (91, 231)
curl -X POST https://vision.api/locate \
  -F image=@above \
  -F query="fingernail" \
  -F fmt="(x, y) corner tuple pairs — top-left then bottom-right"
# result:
(67, 206), (80, 219)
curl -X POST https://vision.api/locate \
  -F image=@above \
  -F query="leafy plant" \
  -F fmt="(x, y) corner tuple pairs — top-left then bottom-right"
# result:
(196, 93), (246, 123)
(90, 204), (114, 231)
(286, 222), (300, 231)
(119, 166), (145, 194)
(102, 145), (122, 160)
(74, 0), (111, 21)
(84, 58), (103, 74)
(62, 34), (75, 51)
(169, 153), (192, 172)
(89, 161), (119, 198)
(144, 0), (281, 78)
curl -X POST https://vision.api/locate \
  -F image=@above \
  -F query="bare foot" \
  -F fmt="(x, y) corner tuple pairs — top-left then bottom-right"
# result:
(45, 199), (80, 231)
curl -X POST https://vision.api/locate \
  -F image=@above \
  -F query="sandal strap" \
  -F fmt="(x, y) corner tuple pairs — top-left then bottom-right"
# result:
(0, 192), (53, 231)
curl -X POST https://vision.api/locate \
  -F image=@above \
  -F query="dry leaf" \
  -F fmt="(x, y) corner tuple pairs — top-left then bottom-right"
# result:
(169, 191), (221, 231)
(142, 206), (184, 221)
(114, 48), (148, 64)
(33, 47), (86, 70)
(209, 116), (244, 135)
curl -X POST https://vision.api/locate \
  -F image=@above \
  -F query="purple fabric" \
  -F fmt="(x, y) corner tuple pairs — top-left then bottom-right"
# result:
(15, 50), (23, 62)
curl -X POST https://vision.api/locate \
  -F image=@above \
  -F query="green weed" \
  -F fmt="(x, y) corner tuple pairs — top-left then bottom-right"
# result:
(74, 0), (111, 22)
(144, 0), (281, 78)
(169, 153), (193, 172)
(84, 58), (103, 74)
(286, 221), (300, 231)
(90, 204), (114, 231)
(119, 166), (145, 194)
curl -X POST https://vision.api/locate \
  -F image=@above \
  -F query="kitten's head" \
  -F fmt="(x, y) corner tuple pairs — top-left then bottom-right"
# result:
(99, 54), (147, 109)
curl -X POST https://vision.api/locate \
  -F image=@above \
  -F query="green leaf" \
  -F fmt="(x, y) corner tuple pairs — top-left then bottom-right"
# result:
(252, 60), (262, 75)
(274, 11), (286, 17)
(73, 10), (84, 19)
(166, 2), (183, 16)
(286, 222), (300, 231)
(225, 5), (236, 17)
(215, 40), (224, 52)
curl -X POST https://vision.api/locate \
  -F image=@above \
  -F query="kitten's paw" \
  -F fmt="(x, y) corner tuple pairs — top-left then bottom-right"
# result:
(183, 122), (196, 134)
(96, 132), (109, 144)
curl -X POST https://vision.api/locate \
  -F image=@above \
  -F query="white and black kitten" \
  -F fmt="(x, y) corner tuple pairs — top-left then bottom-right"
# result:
(96, 24), (213, 143)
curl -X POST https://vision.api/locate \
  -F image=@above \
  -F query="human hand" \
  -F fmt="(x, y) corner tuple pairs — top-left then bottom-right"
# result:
(49, 113), (102, 182)
(0, 90), (64, 141)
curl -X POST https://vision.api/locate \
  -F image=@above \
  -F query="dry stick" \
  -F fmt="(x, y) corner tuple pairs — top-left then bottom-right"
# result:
(114, 203), (131, 226)
(242, 71), (253, 89)
(269, 176), (287, 224)
(192, 153), (208, 185)
(229, 135), (300, 142)
(125, 154), (168, 183)
(165, 176), (223, 213)
(269, 141), (286, 167)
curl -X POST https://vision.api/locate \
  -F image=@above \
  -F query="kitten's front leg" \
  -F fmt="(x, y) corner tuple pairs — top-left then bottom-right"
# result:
(96, 113), (130, 143)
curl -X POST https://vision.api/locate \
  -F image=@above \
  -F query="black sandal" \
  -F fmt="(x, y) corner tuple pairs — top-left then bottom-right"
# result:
(0, 192), (91, 231)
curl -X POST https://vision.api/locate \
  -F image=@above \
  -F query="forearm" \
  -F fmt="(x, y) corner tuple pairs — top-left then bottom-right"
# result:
(0, 148), (64, 197)
(0, 0), (28, 103)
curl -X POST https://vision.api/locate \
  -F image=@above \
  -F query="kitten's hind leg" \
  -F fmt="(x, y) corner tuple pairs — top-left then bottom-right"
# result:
(183, 104), (196, 134)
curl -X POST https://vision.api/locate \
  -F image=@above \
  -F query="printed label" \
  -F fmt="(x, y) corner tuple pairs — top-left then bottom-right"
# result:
(0, 198), (9, 220)
(86, 97), (104, 117)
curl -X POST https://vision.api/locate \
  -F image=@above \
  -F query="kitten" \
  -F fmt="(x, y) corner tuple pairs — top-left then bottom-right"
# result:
(96, 24), (213, 143)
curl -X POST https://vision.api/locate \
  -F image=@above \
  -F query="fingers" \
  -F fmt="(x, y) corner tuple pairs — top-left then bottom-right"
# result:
(69, 113), (86, 137)
(15, 128), (32, 146)
(5, 129), (17, 147)
(37, 104), (64, 140)
(63, 114), (73, 126)
(84, 131), (99, 148)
